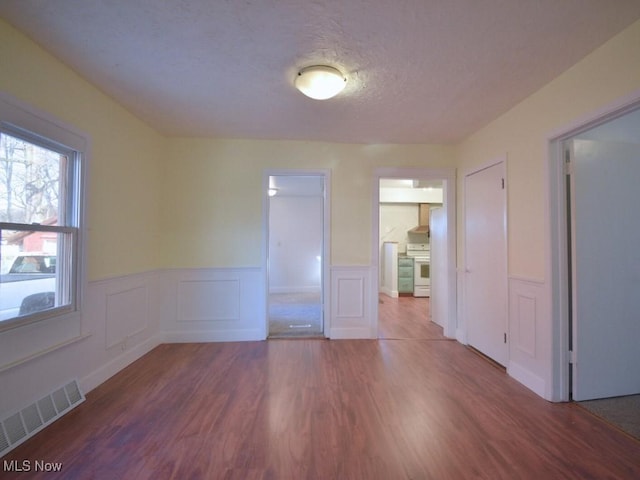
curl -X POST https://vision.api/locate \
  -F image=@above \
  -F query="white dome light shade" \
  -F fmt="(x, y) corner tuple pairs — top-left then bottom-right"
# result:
(295, 65), (346, 100)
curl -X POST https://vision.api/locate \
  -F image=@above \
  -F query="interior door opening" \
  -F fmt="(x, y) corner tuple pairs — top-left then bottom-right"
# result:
(377, 177), (446, 340)
(266, 174), (326, 338)
(562, 106), (640, 401)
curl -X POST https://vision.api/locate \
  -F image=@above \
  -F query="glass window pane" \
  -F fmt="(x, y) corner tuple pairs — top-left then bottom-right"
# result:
(0, 230), (72, 321)
(0, 133), (65, 225)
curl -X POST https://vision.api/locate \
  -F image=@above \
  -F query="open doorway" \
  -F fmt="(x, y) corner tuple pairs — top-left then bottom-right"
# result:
(373, 168), (457, 341)
(562, 107), (640, 400)
(265, 173), (329, 338)
(550, 98), (640, 402)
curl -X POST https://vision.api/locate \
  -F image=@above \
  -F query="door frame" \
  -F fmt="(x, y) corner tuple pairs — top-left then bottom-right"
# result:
(462, 157), (508, 363)
(262, 169), (331, 339)
(372, 167), (457, 338)
(547, 90), (640, 401)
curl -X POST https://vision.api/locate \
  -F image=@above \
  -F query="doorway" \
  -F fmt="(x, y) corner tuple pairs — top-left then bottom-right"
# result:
(373, 168), (457, 340)
(562, 107), (640, 400)
(265, 172), (329, 338)
(549, 96), (640, 402)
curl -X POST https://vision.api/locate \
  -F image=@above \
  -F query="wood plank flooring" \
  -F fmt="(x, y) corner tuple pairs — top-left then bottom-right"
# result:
(2, 308), (640, 478)
(378, 294), (445, 340)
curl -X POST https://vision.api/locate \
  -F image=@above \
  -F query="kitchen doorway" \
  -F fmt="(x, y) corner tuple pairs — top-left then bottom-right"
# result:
(265, 172), (329, 338)
(373, 168), (457, 340)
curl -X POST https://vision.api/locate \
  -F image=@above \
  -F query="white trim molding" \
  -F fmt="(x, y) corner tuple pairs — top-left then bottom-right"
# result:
(330, 266), (373, 339)
(372, 167), (457, 339)
(546, 89), (640, 401)
(161, 267), (265, 343)
(507, 276), (551, 400)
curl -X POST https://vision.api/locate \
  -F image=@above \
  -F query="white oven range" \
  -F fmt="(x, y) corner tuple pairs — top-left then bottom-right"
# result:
(406, 243), (430, 297)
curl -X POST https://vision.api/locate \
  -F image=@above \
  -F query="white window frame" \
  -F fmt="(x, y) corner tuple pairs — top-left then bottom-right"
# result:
(0, 93), (87, 334)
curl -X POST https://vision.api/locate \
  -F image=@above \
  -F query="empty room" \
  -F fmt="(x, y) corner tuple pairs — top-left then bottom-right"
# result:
(1, 1), (640, 478)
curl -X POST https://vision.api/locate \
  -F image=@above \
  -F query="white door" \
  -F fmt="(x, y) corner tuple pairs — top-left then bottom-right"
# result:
(569, 137), (640, 400)
(430, 207), (447, 328)
(464, 161), (508, 366)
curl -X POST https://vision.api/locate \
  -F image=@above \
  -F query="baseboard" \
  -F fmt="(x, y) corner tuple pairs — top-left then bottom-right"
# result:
(508, 361), (548, 400)
(163, 329), (265, 343)
(380, 287), (398, 298)
(80, 334), (162, 395)
(329, 327), (376, 339)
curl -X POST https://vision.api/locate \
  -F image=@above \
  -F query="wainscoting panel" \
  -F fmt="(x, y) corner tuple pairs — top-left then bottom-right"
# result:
(105, 286), (149, 349)
(84, 271), (162, 392)
(162, 268), (264, 342)
(508, 276), (551, 399)
(178, 279), (240, 322)
(330, 266), (373, 339)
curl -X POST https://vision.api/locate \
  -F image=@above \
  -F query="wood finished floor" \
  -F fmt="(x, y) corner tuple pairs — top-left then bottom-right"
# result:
(2, 299), (640, 479)
(378, 294), (444, 340)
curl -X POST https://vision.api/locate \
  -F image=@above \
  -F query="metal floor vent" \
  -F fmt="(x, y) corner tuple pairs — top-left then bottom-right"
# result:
(0, 379), (85, 457)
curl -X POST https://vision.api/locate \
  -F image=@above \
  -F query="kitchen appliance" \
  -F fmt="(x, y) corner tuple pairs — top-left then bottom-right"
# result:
(406, 243), (430, 297)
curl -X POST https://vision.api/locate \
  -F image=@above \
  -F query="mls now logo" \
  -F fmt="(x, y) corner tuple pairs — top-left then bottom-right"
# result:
(3, 459), (63, 472)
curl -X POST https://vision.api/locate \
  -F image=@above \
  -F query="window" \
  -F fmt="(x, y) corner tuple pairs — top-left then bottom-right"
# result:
(0, 121), (83, 330)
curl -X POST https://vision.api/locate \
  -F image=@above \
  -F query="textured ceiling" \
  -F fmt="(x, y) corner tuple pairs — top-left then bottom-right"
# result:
(2, 1), (640, 144)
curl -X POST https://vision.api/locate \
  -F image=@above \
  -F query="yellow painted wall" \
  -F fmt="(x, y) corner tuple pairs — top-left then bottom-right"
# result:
(161, 139), (454, 268)
(0, 19), (165, 280)
(456, 19), (640, 280)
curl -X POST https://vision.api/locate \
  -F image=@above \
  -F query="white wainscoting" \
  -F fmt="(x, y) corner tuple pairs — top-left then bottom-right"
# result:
(0, 271), (163, 421)
(330, 266), (374, 339)
(507, 276), (551, 400)
(105, 285), (149, 350)
(82, 271), (163, 394)
(161, 267), (265, 342)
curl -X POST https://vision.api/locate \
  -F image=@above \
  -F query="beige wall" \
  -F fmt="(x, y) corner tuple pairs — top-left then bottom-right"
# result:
(161, 139), (454, 268)
(0, 19), (165, 281)
(456, 19), (640, 280)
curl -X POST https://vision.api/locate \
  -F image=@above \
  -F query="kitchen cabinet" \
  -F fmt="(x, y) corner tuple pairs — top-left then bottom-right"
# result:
(398, 256), (414, 295)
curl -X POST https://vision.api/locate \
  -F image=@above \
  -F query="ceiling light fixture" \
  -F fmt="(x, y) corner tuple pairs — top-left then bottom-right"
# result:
(295, 65), (346, 100)
(268, 188), (278, 197)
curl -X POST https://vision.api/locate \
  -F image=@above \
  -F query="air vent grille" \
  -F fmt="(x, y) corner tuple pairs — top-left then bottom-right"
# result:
(38, 396), (57, 423)
(4, 413), (26, 444)
(0, 425), (9, 453)
(21, 404), (43, 433)
(0, 379), (84, 457)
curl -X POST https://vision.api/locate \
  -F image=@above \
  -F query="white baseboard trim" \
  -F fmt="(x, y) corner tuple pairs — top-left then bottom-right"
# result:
(379, 287), (398, 298)
(330, 327), (375, 339)
(508, 361), (548, 400)
(80, 333), (162, 395)
(163, 329), (265, 343)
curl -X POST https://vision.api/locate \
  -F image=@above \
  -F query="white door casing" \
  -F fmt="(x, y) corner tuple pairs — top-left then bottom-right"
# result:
(372, 167), (457, 339)
(430, 207), (447, 328)
(464, 159), (508, 366)
(262, 170), (331, 339)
